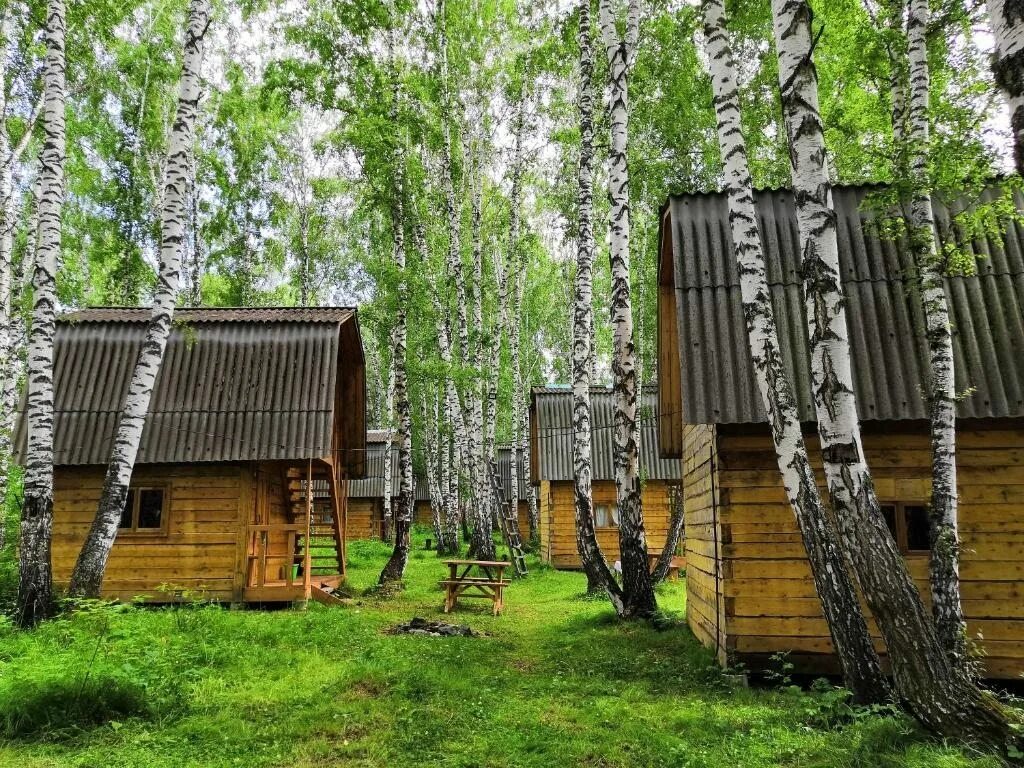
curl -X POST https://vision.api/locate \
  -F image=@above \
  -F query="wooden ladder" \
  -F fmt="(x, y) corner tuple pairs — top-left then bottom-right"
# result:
(285, 465), (344, 579)
(486, 457), (528, 578)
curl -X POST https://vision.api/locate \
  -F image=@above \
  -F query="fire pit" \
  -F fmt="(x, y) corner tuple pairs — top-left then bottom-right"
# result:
(387, 617), (486, 637)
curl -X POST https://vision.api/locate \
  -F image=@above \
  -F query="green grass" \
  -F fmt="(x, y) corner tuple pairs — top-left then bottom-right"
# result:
(0, 528), (1009, 767)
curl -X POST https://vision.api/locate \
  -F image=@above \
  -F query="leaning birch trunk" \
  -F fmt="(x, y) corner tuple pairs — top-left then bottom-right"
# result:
(906, 0), (966, 666)
(701, 0), (887, 703)
(68, 0), (211, 598)
(17, 0), (66, 627)
(598, 0), (655, 618)
(379, 181), (413, 585)
(987, 0), (1024, 175)
(506, 92), (527, 538)
(574, 0), (625, 606)
(772, 0), (1017, 748)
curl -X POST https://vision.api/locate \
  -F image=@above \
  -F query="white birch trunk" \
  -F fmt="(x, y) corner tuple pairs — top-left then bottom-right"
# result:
(575, 0), (625, 607)
(379, 162), (413, 584)
(422, 393), (445, 548)
(772, 0), (1015, 746)
(987, 0), (1024, 174)
(17, 0), (66, 627)
(69, 0), (211, 598)
(701, 0), (886, 702)
(906, 0), (966, 666)
(381, 337), (396, 542)
(598, 0), (655, 618)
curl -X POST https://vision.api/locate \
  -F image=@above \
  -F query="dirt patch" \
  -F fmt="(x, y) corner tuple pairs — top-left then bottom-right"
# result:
(386, 617), (488, 637)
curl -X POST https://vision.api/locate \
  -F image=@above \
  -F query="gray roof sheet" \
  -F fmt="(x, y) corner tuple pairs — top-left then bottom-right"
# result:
(530, 386), (681, 482)
(496, 445), (528, 501)
(348, 430), (399, 499)
(15, 307), (360, 465)
(662, 185), (1024, 424)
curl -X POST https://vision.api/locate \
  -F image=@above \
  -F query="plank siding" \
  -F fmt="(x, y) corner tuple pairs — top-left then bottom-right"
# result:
(713, 425), (1024, 679)
(348, 498), (382, 540)
(52, 464), (247, 601)
(537, 480), (679, 569)
(681, 423), (725, 662)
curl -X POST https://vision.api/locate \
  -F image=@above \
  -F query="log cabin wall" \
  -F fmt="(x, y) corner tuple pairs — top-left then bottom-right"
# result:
(52, 463), (251, 602)
(537, 479), (678, 568)
(348, 498), (382, 540)
(712, 423), (1024, 679)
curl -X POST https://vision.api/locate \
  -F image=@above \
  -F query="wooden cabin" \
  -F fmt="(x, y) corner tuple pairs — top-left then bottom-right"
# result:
(347, 429), (397, 540)
(529, 386), (683, 569)
(17, 307), (366, 604)
(497, 445), (531, 536)
(658, 184), (1024, 679)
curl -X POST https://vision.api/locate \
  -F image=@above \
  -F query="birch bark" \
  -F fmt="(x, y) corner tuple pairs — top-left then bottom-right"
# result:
(598, 0), (656, 617)
(422, 393), (445, 548)
(507, 92), (527, 538)
(68, 0), (211, 598)
(379, 174), (413, 584)
(701, 0), (886, 702)
(906, 0), (966, 666)
(17, 0), (66, 627)
(987, 0), (1024, 174)
(381, 349), (395, 542)
(772, 0), (1017, 747)
(574, 0), (625, 606)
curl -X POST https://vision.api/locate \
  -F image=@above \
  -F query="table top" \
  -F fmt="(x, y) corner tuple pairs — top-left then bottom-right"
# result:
(443, 559), (512, 567)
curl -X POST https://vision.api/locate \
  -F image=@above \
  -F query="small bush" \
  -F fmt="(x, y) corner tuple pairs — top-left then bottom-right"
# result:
(0, 672), (152, 739)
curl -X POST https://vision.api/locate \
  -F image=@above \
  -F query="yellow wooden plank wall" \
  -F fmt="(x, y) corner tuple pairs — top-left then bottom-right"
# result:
(716, 427), (1024, 679)
(348, 499), (380, 540)
(52, 464), (246, 602)
(680, 423), (725, 662)
(537, 480), (677, 568)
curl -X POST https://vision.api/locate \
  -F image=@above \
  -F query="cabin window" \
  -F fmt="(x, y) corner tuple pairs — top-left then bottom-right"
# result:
(594, 504), (619, 528)
(880, 502), (930, 554)
(119, 487), (167, 534)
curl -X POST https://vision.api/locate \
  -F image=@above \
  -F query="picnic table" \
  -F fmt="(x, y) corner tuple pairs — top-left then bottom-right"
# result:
(440, 559), (511, 616)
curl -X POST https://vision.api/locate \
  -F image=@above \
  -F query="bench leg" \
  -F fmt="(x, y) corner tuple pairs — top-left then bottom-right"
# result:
(493, 587), (502, 616)
(443, 587), (452, 614)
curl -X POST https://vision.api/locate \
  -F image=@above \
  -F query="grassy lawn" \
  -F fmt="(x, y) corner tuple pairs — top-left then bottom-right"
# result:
(0, 528), (1009, 768)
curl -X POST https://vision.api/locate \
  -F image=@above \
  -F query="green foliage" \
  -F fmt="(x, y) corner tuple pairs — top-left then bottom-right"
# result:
(0, 531), (1013, 766)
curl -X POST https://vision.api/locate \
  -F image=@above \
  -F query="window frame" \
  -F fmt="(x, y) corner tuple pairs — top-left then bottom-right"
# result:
(118, 485), (170, 537)
(593, 503), (619, 530)
(880, 500), (929, 556)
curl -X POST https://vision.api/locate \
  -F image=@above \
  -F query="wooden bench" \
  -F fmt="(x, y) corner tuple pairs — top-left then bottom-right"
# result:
(647, 553), (687, 581)
(440, 559), (512, 616)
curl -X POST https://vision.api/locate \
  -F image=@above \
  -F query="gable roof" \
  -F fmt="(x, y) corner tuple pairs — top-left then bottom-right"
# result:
(659, 185), (1024, 425)
(529, 386), (681, 483)
(15, 307), (366, 469)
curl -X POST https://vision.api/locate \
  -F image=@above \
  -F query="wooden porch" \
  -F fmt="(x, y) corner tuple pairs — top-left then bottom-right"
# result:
(242, 457), (349, 604)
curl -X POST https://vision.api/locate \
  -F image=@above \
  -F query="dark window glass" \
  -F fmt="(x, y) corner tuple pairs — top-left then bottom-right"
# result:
(880, 505), (898, 541)
(137, 489), (164, 529)
(905, 505), (931, 551)
(119, 489), (136, 530)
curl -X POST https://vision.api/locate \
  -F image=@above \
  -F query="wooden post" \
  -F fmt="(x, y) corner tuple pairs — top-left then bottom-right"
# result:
(303, 459), (313, 600)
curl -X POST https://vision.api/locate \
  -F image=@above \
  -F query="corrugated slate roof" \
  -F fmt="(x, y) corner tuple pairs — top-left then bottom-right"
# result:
(496, 445), (528, 501)
(15, 307), (361, 465)
(662, 185), (1024, 424)
(530, 386), (681, 482)
(348, 430), (399, 499)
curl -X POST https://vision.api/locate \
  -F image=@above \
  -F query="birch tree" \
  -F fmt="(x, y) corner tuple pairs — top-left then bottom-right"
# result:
(69, 0), (212, 598)
(573, 0), (623, 602)
(598, 0), (656, 617)
(700, 0), (887, 703)
(422, 393), (446, 548)
(0, 5), (41, 551)
(905, 0), (966, 666)
(16, 0), (66, 627)
(772, 0), (1019, 748)
(987, 0), (1024, 174)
